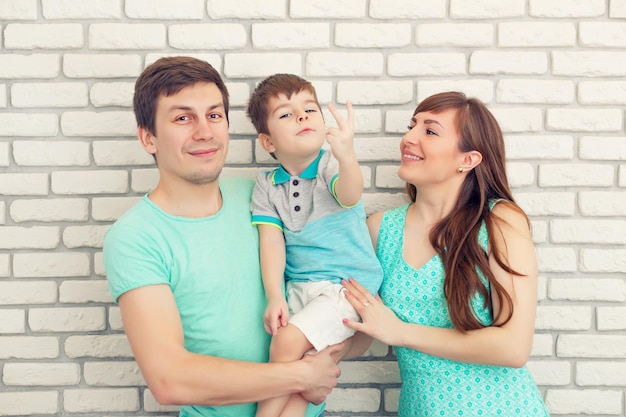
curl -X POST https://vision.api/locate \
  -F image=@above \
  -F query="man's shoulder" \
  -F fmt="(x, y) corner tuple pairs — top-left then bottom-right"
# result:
(221, 175), (256, 195)
(104, 197), (155, 243)
(220, 176), (259, 213)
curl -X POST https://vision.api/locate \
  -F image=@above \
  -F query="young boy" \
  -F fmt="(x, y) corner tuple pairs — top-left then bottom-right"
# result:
(246, 74), (383, 417)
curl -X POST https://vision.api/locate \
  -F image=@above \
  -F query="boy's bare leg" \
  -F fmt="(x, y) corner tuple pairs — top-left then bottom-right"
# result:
(256, 324), (314, 417)
(279, 391), (310, 417)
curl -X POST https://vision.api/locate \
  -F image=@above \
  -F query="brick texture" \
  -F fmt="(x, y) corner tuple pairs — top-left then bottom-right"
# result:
(1, 2), (625, 416)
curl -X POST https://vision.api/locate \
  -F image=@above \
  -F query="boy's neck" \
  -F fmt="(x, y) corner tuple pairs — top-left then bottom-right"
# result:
(278, 149), (322, 177)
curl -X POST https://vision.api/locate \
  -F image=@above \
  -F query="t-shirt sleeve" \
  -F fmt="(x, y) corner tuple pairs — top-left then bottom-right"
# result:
(103, 223), (170, 303)
(319, 151), (342, 204)
(250, 170), (283, 230)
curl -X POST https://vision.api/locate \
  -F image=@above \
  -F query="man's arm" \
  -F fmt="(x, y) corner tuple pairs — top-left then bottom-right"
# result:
(119, 284), (341, 406)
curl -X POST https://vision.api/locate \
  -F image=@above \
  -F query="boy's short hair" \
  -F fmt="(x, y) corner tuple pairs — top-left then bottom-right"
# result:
(133, 56), (230, 136)
(247, 73), (320, 135)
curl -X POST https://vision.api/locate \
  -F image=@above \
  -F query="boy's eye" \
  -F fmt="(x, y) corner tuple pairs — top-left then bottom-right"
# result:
(305, 109), (316, 113)
(407, 125), (414, 131)
(279, 113), (291, 119)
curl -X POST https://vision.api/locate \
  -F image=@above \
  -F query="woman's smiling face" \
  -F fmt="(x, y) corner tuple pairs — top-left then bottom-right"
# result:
(398, 108), (465, 187)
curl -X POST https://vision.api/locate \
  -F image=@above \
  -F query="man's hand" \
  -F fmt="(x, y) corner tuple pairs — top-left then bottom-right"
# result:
(298, 344), (343, 404)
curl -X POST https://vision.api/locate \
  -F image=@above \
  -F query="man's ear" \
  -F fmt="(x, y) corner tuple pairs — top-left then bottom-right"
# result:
(138, 127), (157, 155)
(459, 150), (482, 172)
(257, 133), (276, 154)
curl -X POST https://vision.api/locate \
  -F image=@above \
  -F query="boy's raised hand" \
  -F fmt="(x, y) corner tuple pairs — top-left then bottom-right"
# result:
(326, 101), (356, 163)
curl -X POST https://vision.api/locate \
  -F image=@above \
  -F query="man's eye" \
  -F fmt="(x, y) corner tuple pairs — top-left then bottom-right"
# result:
(209, 113), (222, 119)
(177, 115), (190, 121)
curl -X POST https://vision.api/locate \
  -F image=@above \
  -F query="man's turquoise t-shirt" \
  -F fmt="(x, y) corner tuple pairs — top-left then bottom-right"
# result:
(103, 177), (323, 417)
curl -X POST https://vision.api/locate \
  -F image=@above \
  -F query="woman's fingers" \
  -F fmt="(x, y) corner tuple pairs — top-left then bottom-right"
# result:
(342, 278), (371, 306)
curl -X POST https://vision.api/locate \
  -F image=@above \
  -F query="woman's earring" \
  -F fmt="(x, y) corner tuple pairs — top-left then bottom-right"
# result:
(457, 167), (464, 173)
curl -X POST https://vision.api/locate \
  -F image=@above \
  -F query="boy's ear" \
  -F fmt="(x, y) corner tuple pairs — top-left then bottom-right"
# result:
(138, 127), (157, 155)
(258, 133), (276, 154)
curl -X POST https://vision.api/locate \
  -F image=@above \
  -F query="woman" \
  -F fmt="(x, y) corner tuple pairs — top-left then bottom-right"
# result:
(342, 92), (550, 416)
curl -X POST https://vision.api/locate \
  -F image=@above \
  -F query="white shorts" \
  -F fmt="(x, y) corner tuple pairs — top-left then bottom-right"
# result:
(286, 280), (361, 352)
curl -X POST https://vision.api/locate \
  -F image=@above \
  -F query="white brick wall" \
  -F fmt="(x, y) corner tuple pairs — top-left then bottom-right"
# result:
(0, 2), (624, 416)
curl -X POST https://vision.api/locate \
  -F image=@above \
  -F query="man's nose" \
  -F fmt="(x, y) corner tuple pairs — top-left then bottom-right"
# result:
(193, 118), (212, 140)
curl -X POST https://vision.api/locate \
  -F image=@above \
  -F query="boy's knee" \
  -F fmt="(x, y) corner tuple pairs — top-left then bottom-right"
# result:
(269, 325), (307, 361)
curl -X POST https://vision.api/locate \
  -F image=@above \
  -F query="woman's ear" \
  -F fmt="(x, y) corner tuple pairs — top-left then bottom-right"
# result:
(460, 150), (482, 172)
(138, 127), (157, 155)
(258, 133), (276, 154)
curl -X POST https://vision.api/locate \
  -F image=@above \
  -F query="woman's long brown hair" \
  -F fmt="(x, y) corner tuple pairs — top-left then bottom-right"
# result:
(406, 92), (530, 332)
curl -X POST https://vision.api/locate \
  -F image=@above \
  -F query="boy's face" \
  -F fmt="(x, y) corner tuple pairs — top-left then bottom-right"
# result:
(261, 90), (325, 164)
(138, 82), (229, 187)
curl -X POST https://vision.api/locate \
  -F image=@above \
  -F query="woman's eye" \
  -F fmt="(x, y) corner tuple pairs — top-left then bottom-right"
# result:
(426, 128), (436, 135)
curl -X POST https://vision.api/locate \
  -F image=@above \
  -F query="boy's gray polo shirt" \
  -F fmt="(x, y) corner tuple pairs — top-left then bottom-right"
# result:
(251, 149), (345, 232)
(250, 149), (383, 294)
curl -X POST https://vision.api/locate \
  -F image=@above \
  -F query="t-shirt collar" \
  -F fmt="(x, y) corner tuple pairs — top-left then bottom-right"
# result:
(272, 149), (325, 185)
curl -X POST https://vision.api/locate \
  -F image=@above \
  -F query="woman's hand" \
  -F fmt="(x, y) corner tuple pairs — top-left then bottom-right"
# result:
(341, 278), (406, 347)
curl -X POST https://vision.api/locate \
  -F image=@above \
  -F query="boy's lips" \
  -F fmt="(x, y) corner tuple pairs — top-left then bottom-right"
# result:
(297, 127), (314, 135)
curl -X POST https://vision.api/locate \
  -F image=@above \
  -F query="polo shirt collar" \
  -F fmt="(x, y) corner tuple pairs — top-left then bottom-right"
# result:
(272, 149), (325, 185)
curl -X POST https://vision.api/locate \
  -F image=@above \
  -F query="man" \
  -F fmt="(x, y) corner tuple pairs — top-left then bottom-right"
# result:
(103, 56), (343, 417)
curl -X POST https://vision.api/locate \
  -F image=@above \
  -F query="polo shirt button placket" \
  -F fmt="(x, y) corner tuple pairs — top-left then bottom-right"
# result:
(292, 179), (300, 212)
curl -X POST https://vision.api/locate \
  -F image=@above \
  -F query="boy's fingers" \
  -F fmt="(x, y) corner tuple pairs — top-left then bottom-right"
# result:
(344, 101), (354, 127)
(327, 103), (343, 129)
(327, 102), (354, 132)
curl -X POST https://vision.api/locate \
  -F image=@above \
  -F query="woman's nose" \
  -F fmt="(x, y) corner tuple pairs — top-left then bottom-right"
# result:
(402, 129), (417, 145)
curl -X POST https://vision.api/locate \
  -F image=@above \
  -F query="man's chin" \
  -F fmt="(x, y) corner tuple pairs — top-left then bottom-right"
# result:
(186, 169), (222, 185)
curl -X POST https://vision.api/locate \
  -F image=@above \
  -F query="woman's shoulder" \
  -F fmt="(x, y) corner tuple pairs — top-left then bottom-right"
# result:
(489, 199), (531, 238)
(366, 204), (410, 245)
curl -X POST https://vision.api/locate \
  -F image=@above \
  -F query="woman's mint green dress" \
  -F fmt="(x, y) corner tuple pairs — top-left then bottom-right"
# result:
(377, 204), (550, 416)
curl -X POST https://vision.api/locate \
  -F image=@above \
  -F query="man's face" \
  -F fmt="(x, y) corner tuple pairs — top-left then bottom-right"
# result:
(139, 82), (229, 186)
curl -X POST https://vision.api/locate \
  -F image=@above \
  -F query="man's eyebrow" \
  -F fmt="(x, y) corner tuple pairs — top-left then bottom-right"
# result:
(167, 103), (224, 112)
